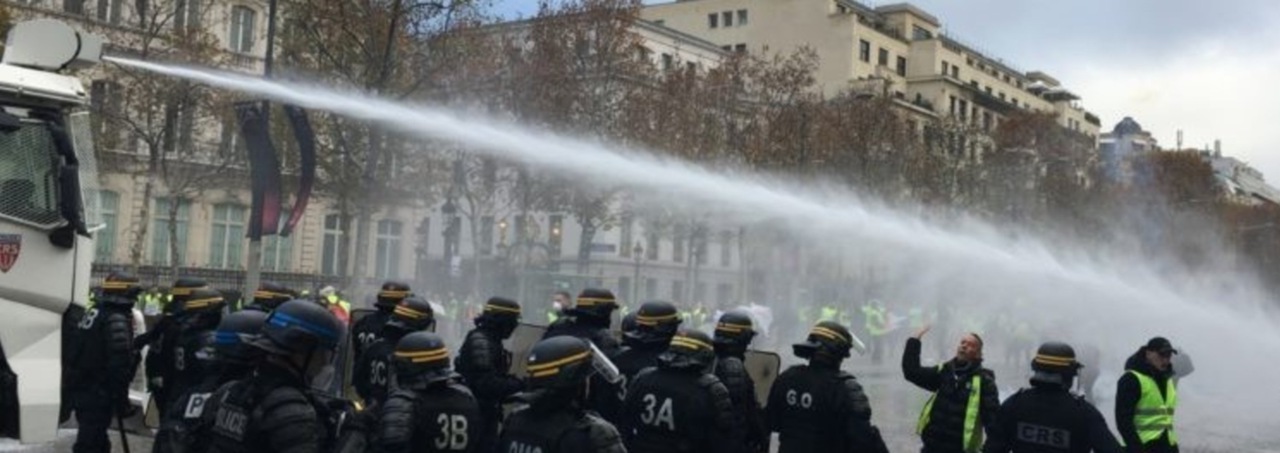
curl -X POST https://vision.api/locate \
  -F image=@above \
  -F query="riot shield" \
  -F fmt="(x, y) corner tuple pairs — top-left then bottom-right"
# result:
(506, 323), (549, 378)
(744, 349), (782, 406)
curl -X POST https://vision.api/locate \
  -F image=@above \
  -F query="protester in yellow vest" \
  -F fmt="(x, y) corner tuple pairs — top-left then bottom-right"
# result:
(319, 285), (352, 324)
(902, 325), (999, 453)
(1116, 337), (1179, 453)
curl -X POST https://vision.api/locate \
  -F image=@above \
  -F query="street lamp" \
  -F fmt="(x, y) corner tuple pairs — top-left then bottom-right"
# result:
(632, 241), (644, 303)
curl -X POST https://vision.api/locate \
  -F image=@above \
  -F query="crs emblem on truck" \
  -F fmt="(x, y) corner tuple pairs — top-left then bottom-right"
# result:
(0, 234), (21, 273)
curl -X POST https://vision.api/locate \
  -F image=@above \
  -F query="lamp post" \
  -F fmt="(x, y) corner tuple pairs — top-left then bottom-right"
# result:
(441, 198), (458, 292)
(632, 241), (644, 303)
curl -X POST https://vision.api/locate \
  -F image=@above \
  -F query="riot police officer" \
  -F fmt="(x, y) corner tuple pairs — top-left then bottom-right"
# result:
(350, 280), (411, 366)
(377, 332), (482, 453)
(607, 301), (681, 424)
(497, 336), (626, 453)
(768, 321), (888, 453)
(454, 297), (523, 453)
(203, 299), (344, 453)
(69, 272), (140, 453)
(162, 310), (269, 453)
(153, 287), (225, 453)
(983, 342), (1122, 453)
(137, 277), (208, 418)
(242, 281), (296, 313)
(543, 288), (622, 357)
(621, 329), (742, 453)
(354, 294), (435, 407)
(713, 310), (768, 453)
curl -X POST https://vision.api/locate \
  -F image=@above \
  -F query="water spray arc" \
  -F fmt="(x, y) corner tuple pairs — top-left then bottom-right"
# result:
(103, 56), (1280, 448)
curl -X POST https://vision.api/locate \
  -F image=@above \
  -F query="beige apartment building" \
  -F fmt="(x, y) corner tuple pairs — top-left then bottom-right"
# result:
(642, 0), (1101, 140)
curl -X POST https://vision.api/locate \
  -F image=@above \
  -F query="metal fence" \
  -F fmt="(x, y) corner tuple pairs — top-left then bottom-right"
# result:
(90, 263), (345, 294)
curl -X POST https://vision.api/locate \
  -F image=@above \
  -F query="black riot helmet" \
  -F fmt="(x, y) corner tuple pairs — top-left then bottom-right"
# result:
(182, 287), (226, 316)
(476, 297), (522, 339)
(99, 272), (143, 306)
(1030, 341), (1082, 388)
(167, 277), (209, 316)
(620, 311), (640, 348)
(793, 321), (853, 363)
(214, 309), (270, 366)
(251, 281), (297, 311)
(570, 288), (619, 320)
(713, 310), (756, 356)
(525, 336), (596, 392)
(252, 299), (344, 357)
(376, 280), (412, 310)
(625, 301), (682, 346)
(659, 329), (717, 371)
(392, 332), (456, 389)
(387, 295), (436, 333)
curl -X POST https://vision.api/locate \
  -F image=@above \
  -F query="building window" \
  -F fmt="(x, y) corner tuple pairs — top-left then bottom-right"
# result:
(912, 25), (932, 40)
(480, 216), (494, 256)
(722, 11), (732, 27)
(654, 19), (665, 26)
(951, 66), (959, 78)
(375, 219), (403, 279)
(229, 6), (256, 53)
(618, 277), (631, 303)
(859, 40), (870, 62)
(897, 56), (907, 76)
(646, 231), (659, 260)
(209, 203), (246, 268)
(150, 198), (190, 266)
(716, 283), (733, 305)
(708, 13), (718, 28)
(734, 43), (746, 53)
(97, 0), (124, 24)
(673, 230), (685, 263)
(722, 45), (732, 52)
(64, 0), (85, 14)
(548, 214), (563, 257)
(94, 191), (119, 262)
(322, 214), (344, 275)
(737, 9), (748, 25)
(261, 215), (293, 272)
(620, 216), (634, 258)
(645, 278), (658, 299)
(662, 53), (673, 71)
(695, 237), (708, 265)
(672, 280), (685, 301)
(878, 48), (888, 66)
(174, 0), (202, 31)
(941, 61), (949, 75)
(719, 232), (731, 267)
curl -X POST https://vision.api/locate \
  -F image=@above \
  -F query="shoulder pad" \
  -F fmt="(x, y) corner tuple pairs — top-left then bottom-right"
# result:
(696, 373), (723, 388)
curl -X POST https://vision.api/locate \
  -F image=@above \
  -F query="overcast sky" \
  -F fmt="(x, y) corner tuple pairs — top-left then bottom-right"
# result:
(496, 0), (1280, 182)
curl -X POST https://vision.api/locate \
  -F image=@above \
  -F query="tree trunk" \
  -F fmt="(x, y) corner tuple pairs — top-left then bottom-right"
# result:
(167, 195), (181, 278)
(129, 177), (155, 273)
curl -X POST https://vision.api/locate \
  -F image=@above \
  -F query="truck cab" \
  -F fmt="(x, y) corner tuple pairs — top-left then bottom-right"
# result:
(0, 19), (104, 444)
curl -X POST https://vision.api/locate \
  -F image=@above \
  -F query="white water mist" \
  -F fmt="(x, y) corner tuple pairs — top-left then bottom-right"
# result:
(106, 56), (1280, 450)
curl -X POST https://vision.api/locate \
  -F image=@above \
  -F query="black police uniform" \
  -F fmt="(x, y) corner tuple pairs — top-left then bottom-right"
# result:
(769, 321), (888, 453)
(984, 388), (1122, 453)
(354, 296), (434, 407)
(351, 282), (409, 366)
(139, 279), (207, 418)
(454, 299), (523, 453)
(544, 313), (620, 357)
(169, 310), (222, 417)
(203, 300), (343, 453)
(620, 331), (741, 453)
(768, 364), (882, 453)
(984, 341), (1122, 453)
(498, 336), (627, 453)
(715, 354), (766, 452)
(378, 332), (483, 453)
(69, 291), (136, 453)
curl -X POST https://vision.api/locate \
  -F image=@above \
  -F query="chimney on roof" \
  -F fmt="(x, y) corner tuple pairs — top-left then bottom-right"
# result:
(1177, 129), (1183, 150)
(1214, 139), (1221, 157)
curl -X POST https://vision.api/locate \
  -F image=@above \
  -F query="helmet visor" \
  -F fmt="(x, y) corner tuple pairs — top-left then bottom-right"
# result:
(588, 341), (623, 385)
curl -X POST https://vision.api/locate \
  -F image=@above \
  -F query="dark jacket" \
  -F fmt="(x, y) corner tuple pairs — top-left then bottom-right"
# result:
(902, 337), (1001, 453)
(715, 354), (768, 453)
(205, 363), (326, 453)
(69, 302), (136, 409)
(1115, 351), (1178, 453)
(984, 385), (1122, 453)
(543, 313), (621, 358)
(350, 309), (392, 367)
(621, 365), (742, 453)
(767, 363), (887, 453)
(455, 326), (522, 453)
(377, 381), (483, 453)
(499, 398), (627, 453)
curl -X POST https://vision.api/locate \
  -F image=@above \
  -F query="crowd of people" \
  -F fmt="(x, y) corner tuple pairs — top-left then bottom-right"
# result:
(65, 274), (1184, 453)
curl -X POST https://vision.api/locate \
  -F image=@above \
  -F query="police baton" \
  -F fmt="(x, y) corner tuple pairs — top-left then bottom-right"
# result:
(116, 414), (132, 453)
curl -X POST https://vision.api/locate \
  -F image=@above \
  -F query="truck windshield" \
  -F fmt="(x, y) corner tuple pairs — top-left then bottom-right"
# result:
(0, 109), (63, 228)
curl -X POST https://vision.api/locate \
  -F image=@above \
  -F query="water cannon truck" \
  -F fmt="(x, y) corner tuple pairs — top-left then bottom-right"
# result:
(0, 19), (105, 444)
